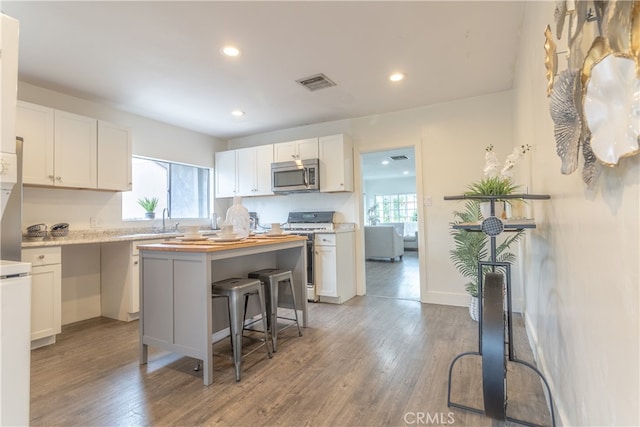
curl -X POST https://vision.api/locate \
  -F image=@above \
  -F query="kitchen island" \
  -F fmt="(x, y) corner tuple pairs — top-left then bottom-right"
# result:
(138, 234), (308, 385)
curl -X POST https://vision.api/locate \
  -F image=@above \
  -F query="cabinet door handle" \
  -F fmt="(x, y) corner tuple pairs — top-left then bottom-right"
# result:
(133, 261), (139, 265)
(48, 175), (55, 181)
(56, 176), (62, 181)
(38, 254), (45, 259)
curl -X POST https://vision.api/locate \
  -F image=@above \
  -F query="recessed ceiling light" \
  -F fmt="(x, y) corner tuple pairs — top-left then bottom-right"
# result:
(381, 160), (389, 165)
(389, 72), (405, 82)
(222, 46), (241, 57)
(231, 110), (244, 117)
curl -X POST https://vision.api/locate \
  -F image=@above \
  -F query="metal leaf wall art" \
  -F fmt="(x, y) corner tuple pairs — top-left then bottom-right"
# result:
(545, 25), (558, 96)
(547, 0), (640, 188)
(549, 68), (581, 174)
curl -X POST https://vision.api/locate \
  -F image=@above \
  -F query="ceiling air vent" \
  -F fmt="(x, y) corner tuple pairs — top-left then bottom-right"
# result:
(296, 73), (336, 91)
(389, 155), (409, 161)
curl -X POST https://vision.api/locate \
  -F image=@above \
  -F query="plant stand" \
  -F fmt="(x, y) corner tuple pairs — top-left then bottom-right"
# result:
(444, 194), (556, 427)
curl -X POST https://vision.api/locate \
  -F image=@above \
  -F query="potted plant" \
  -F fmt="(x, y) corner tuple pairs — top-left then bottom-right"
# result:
(465, 144), (531, 218)
(450, 144), (531, 320)
(137, 196), (159, 219)
(449, 200), (524, 321)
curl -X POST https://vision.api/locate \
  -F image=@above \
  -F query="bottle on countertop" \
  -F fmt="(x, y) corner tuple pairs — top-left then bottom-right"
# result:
(225, 196), (250, 237)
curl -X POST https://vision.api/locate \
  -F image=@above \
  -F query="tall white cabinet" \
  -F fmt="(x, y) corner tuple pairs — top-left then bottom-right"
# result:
(319, 134), (353, 192)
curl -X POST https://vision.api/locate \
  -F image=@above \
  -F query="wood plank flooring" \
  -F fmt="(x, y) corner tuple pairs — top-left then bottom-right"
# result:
(366, 251), (420, 300)
(29, 297), (553, 426)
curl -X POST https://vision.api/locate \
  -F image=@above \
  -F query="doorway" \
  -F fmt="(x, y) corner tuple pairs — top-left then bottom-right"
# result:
(361, 147), (420, 301)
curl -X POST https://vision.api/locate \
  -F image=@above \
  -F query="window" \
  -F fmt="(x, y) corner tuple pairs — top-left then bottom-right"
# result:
(122, 157), (211, 220)
(373, 193), (418, 224)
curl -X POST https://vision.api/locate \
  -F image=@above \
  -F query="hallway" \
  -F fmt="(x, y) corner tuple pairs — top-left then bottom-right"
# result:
(366, 250), (420, 300)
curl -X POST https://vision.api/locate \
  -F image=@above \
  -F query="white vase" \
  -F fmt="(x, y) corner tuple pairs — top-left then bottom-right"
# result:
(225, 196), (250, 237)
(469, 296), (479, 322)
(479, 201), (505, 219)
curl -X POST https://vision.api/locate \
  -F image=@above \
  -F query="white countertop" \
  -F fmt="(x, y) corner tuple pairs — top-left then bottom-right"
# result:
(21, 228), (218, 248)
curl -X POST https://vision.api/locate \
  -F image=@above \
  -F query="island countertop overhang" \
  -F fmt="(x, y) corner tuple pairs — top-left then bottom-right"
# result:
(137, 234), (308, 253)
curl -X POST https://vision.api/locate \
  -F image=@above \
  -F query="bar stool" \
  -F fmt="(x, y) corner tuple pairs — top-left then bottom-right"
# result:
(248, 269), (302, 352)
(211, 277), (272, 382)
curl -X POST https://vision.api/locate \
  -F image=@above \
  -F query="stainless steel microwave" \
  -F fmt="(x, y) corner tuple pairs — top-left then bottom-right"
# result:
(271, 158), (319, 193)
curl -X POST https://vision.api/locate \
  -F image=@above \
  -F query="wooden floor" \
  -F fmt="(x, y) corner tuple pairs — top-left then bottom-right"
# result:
(30, 297), (553, 426)
(366, 251), (420, 301)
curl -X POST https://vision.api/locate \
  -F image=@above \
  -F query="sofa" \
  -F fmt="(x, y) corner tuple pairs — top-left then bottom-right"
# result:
(364, 223), (404, 262)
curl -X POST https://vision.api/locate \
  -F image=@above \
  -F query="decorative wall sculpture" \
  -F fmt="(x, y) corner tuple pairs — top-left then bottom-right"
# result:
(547, 0), (640, 188)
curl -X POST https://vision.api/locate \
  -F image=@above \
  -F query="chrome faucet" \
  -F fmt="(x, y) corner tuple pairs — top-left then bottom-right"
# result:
(162, 208), (170, 232)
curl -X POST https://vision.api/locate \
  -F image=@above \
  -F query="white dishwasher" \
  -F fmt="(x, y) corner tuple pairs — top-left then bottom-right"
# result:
(0, 260), (32, 426)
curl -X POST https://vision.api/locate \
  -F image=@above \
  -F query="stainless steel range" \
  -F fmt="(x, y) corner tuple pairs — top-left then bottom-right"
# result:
(284, 211), (335, 302)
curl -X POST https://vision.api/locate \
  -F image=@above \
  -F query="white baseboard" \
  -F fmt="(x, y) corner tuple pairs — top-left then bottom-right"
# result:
(422, 291), (468, 307)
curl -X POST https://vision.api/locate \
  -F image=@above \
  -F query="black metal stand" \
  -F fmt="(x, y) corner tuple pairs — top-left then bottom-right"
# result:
(444, 194), (556, 427)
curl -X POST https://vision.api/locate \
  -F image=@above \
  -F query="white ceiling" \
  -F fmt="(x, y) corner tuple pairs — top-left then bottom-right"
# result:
(3, 1), (526, 141)
(361, 147), (416, 180)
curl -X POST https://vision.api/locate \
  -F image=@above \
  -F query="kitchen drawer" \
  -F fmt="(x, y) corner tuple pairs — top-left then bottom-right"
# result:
(22, 246), (62, 266)
(314, 234), (336, 246)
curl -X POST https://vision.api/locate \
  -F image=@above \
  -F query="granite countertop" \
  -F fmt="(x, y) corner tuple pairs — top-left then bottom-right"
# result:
(21, 227), (219, 248)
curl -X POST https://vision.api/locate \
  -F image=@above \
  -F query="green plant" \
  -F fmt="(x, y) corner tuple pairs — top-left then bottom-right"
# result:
(449, 200), (524, 297)
(465, 176), (520, 197)
(137, 196), (159, 213)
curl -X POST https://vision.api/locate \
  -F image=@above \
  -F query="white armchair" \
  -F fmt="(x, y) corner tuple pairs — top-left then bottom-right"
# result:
(364, 223), (404, 262)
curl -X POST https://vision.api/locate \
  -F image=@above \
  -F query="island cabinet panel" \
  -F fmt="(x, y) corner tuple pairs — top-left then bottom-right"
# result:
(173, 258), (209, 350)
(141, 257), (175, 344)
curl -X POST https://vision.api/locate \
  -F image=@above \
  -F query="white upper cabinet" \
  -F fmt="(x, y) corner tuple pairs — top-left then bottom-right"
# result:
(236, 144), (274, 197)
(319, 134), (353, 192)
(16, 101), (131, 191)
(97, 120), (132, 191)
(273, 137), (318, 162)
(16, 101), (55, 186)
(215, 150), (237, 198)
(54, 110), (97, 189)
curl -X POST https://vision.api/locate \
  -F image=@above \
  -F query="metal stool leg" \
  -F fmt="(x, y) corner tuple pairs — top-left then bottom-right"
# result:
(269, 276), (279, 352)
(285, 276), (302, 337)
(256, 285), (273, 359)
(228, 290), (247, 382)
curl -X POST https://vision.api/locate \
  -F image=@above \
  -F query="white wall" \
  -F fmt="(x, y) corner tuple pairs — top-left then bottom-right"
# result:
(515, 2), (639, 425)
(229, 91), (515, 306)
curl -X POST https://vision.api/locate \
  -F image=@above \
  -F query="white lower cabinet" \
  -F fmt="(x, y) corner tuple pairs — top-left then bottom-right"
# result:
(101, 239), (163, 322)
(22, 247), (62, 349)
(314, 232), (356, 303)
